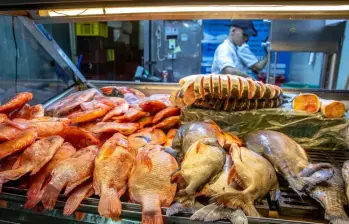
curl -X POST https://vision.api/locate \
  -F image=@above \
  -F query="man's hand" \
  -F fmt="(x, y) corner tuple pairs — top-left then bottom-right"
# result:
(251, 56), (268, 72)
(222, 66), (255, 80)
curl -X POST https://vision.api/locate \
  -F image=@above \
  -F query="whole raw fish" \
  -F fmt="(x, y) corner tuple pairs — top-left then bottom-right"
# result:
(40, 145), (98, 210)
(170, 138), (225, 208)
(310, 167), (349, 224)
(24, 142), (76, 209)
(0, 136), (64, 191)
(93, 133), (134, 220)
(128, 147), (178, 224)
(244, 130), (333, 195)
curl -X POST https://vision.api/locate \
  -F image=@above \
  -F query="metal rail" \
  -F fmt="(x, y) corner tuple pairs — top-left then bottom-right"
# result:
(0, 187), (323, 224)
(17, 16), (87, 85)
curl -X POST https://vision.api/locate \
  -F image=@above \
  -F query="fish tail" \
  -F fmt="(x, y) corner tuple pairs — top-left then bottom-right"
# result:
(98, 186), (121, 220)
(209, 189), (262, 217)
(27, 176), (45, 201)
(64, 183), (94, 216)
(142, 197), (163, 224)
(24, 190), (43, 209)
(191, 203), (248, 224)
(289, 168), (334, 193)
(326, 216), (349, 224)
(41, 183), (62, 210)
(0, 166), (29, 191)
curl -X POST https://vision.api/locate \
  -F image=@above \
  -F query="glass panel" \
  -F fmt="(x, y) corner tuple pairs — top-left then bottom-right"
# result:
(2, 16), (349, 90)
(0, 16), (74, 105)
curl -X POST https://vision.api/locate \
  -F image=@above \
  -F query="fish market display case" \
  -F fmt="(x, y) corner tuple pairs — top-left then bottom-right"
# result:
(2, 1), (349, 224)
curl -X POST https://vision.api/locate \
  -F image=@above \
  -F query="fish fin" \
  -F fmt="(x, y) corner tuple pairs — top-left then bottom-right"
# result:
(139, 152), (153, 172)
(299, 163), (334, 177)
(63, 183), (94, 216)
(227, 165), (237, 185)
(41, 183), (62, 210)
(0, 166), (29, 190)
(27, 175), (45, 201)
(325, 215), (349, 224)
(64, 176), (91, 195)
(24, 190), (43, 209)
(74, 212), (86, 221)
(170, 170), (185, 184)
(117, 184), (127, 198)
(98, 186), (121, 220)
(190, 203), (218, 221)
(166, 201), (197, 216)
(12, 155), (22, 169)
(209, 189), (262, 217)
(191, 203), (248, 224)
(270, 183), (280, 201)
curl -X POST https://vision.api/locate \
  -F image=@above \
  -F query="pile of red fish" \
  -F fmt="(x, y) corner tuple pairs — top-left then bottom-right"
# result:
(0, 87), (181, 223)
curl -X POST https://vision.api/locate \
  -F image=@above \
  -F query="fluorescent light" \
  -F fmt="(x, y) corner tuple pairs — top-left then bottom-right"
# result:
(44, 5), (349, 17)
(48, 8), (104, 17)
(105, 5), (349, 14)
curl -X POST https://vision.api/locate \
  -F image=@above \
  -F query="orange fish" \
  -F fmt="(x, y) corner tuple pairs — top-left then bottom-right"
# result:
(164, 129), (177, 147)
(153, 116), (180, 130)
(10, 104), (44, 120)
(137, 116), (154, 129)
(112, 108), (148, 123)
(24, 142), (76, 209)
(90, 122), (139, 136)
(68, 107), (111, 124)
(46, 89), (100, 116)
(128, 148), (178, 224)
(40, 145), (99, 210)
(152, 107), (180, 124)
(0, 114), (8, 123)
(0, 92), (33, 114)
(128, 129), (167, 151)
(0, 154), (19, 172)
(0, 129), (37, 160)
(0, 123), (22, 142)
(59, 126), (100, 149)
(63, 181), (94, 216)
(79, 100), (111, 111)
(94, 133), (134, 220)
(100, 86), (146, 98)
(101, 100), (129, 122)
(0, 136), (64, 191)
(139, 100), (167, 114)
(9, 120), (70, 137)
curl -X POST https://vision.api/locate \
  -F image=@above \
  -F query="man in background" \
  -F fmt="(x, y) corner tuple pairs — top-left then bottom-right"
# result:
(211, 20), (268, 78)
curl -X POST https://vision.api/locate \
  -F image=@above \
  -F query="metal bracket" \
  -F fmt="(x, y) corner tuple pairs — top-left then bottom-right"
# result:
(17, 16), (87, 85)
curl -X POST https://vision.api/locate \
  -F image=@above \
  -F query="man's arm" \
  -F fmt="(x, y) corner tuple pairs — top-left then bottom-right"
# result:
(222, 66), (255, 79)
(251, 57), (268, 72)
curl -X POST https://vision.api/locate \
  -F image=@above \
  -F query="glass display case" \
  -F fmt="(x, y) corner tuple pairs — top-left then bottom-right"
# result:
(1, 1), (349, 224)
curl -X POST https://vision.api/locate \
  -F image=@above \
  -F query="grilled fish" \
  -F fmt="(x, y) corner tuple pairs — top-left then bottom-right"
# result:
(170, 138), (225, 207)
(210, 144), (278, 217)
(93, 133), (134, 220)
(128, 147), (178, 224)
(310, 167), (349, 224)
(170, 120), (226, 161)
(186, 154), (248, 224)
(244, 130), (334, 195)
